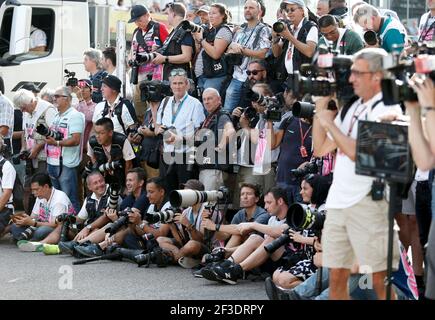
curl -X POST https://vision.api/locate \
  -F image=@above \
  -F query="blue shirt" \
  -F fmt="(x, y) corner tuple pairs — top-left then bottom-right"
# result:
(379, 17), (405, 53)
(231, 206), (269, 225)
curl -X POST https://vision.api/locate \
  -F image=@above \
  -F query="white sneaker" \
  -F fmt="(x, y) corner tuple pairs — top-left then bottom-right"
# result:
(18, 241), (44, 252)
(178, 257), (201, 269)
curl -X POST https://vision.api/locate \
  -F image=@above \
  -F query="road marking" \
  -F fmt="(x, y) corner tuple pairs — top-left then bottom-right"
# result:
(7, 278), (23, 283)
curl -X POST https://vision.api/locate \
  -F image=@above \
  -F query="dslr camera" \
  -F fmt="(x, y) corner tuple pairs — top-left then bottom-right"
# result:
(12, 150), (30, 165)
(247, 90), (284, 122)
(64, 69), (78, 87)
(381, 42), (435, 105)
(290, 160), (319, 179)
(145, 207), (182, 224)
(139, 80), (172, 102)
(180, 20), (206, 33)
(105, 207), (132, 236)
(272, 19), (291, 34)
(289, 44), (354, 104)
(36, 123), (64, 141)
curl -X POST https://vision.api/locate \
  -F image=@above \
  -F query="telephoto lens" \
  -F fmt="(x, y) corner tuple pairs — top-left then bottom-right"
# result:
(264, 230), (292, 253)
(363, 30), (378, 46)
(108, 183), (121, 210)
(273, 21), (285, 33)
(98, 160), (122, 173)
(180, 20), (204, 33)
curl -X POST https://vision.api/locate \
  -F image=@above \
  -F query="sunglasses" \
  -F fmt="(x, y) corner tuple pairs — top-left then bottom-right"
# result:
(170, 69), (187, 77)
(246, 69), (265, 76)
(280, 5), (301, 13)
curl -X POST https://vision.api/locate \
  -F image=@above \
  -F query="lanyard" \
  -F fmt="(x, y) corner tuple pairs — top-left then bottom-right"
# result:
(171, 94), (188, 124)
(347, 103), (367, 137)
(419, 16), (435, 42)
(299, 120), (312, 146)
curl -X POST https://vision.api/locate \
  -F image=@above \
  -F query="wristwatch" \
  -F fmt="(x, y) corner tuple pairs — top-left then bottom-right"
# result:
(165, 56), (169, 63)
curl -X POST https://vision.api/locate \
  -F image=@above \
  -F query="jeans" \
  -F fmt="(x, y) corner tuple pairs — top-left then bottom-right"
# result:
(223, 78), (244, 113)
(415, 181), (432, 248)
(197, 75), (227, 94)
(10, 224), (54, 241)
(47, 164), (80, 213)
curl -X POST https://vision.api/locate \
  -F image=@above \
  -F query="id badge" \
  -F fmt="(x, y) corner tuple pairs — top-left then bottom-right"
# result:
(300, 146), (308, 158)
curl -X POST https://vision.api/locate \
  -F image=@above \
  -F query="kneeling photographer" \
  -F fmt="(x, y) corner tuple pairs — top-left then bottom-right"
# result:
(87, 118), (136, 189)
(157, 180), (220, 269)
(312, 48), (403, 300)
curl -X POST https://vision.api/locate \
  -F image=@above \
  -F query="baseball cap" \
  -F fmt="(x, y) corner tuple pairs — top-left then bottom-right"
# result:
(181, 179), (205, 191)
(196, 5), (210, 14)
(78, 79), (92, 89)
(21, 82), (41, 93)
(281, 0), (306, 7)
(128, 4), (149, 23)
(102, 75), (121, 92)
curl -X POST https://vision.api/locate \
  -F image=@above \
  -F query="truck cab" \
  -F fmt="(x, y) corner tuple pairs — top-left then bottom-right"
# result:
(0, 0), (110, 97)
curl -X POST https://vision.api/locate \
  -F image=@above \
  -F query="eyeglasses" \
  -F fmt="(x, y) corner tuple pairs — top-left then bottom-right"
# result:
(281, 6), (301, 13)
(350, 69), (374, 77)
(246, 69), (265, 76)
(54, 94), (68, 99)
(169, 69), (187, 77)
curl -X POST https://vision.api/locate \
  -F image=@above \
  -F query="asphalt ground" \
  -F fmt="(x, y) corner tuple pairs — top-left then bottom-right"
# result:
(0, 235), (267, 300)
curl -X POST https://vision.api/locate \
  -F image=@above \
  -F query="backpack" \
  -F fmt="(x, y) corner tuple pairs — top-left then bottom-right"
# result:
(0, 158), (24, 211)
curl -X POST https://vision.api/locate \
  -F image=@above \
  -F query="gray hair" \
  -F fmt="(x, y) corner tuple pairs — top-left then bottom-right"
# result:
(169, 68), (189, 83)
(13, 89), (35, 109)
(86, 171), (104, 186)
(84, 48), (103, 69)
(39, 88), (56, 104)
(203, 88), (220, 98)
(353, 48), (388, 73)
(55, 86), (73, 99)
(353, 3), (380, 24)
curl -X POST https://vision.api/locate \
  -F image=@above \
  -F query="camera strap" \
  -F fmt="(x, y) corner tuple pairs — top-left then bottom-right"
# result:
(418, 15), (435, 42)
(171, 94), (189, 124)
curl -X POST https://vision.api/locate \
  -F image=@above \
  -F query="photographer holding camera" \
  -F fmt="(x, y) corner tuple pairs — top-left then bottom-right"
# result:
(87, 118), (135, 188)
(83, 49), (108, 104)
(271, 0), (318, 77)
(404, 77), (435, 300)
(312, 48), (402, 299)
(13, 89), (57, 213)
(11, 173), (73, 247)
(196, 88), (236, 191)
(155, 68), (205, 193)
(353, 3), (407, 53)
(201, 187), (289, 284)
(223, 0), (271, 113)
(192, 3), (233, 93)
(46, 86), (85, 214)
(0, 137), (16, 238)
(151, 2), (195, 80)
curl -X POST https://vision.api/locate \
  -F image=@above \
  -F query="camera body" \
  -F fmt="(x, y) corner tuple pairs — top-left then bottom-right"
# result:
(139, 80), (172, 102)
(290, 161), (319, 179)
(224, 53), (243, 66)
(381, 43), (435, 105)
(105, 207), (132, 236)
(36, 123), (63, 141)
(12, 150), (30, 165)
(290, 44), (354, 104)
(64, 69), (78, 87)
(247, 90), (283, 122)
(56, 213), (77, 224)
(145, 207), (182, 224)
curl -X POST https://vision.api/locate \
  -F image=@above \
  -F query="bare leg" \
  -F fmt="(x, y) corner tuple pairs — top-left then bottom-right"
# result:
(329, 268), (350, 300)
(373, 271), (396, 300)
(230, 234), (264, 264)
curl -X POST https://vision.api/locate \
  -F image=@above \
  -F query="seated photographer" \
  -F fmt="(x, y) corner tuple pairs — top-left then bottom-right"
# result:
(200, 187), (289, 284)
(112, 177), (171, 253)
(232, 83), (281, 208)
(0, 137), (16, 239)
(87, 118), (135, 188)
(72, 168), (150, 257)
(46, 86), (85, 214)
(267, 174), (330, 293)
(353, 3), (407, 53)
(312, 48), (402, 300)
(223, 0), (271, 113)
(92, 75), (138, 138)
(155, 68), (205, 193)
(11, 173), (74, 247)
(151, 2), (195, 80)
(13, 88), (57, 213)
(192, 3), (233, 93)
(404, 77), (435, 300)
(317, 14), (364, 55)
(156, 179), (216, 268)
(196, 88), (236, 191)
(201, 183), (269, 260)
(271, 0), (318, 77)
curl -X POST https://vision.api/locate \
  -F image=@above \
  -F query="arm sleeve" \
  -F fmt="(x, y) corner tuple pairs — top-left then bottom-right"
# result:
(77, 199), (89, 220)
(122, 140), (136, 161)
(159, 24), (170, 43)
(68, 113), (85, 135)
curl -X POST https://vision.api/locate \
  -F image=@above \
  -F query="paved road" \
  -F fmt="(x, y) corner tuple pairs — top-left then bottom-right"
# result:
(0, 236), (267, 300)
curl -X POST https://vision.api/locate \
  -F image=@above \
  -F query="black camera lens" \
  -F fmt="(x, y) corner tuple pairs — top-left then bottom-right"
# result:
(273, 21), (285, 33)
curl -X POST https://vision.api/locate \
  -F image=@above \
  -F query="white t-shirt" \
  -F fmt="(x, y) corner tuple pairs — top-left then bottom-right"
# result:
(92, 95), (135, 135)
(285, 19), (318, 74)
(157, 93), (205, 154)
(87, 139), (136, 161)
(267, 215), (287, 227)
(325, 92), (402, 209)
(31, 188), (74, 223)
(146, 201), (172, 229)
(30, 25), (47, 49)
(0, 157), (16, 208)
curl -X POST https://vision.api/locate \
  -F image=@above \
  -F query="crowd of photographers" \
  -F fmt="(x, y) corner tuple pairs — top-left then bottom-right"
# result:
(0, 0), (435, 300)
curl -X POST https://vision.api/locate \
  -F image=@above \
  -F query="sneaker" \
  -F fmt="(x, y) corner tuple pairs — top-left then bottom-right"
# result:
(201, 267), (222, 282)
(18, 241), (44, 252)
(278, 288), (302, 300)
(58, 241), (80, 256)
(43, 244), (60, 255)
(265, 277), (279, 300)
(74, 243), (104, 257)
(16, 226), (37, 241)
(203, 247), (226, 264)
(212, 261), (243, 285)
(178, 257), (201, 269)
(193, 268), (204, 278)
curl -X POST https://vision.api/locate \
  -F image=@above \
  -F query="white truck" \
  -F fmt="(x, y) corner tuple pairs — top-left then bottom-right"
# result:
(0, 0), (112, 97)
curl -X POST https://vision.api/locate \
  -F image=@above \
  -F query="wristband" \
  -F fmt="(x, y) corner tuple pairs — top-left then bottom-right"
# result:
(215, 223), (221, 232)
